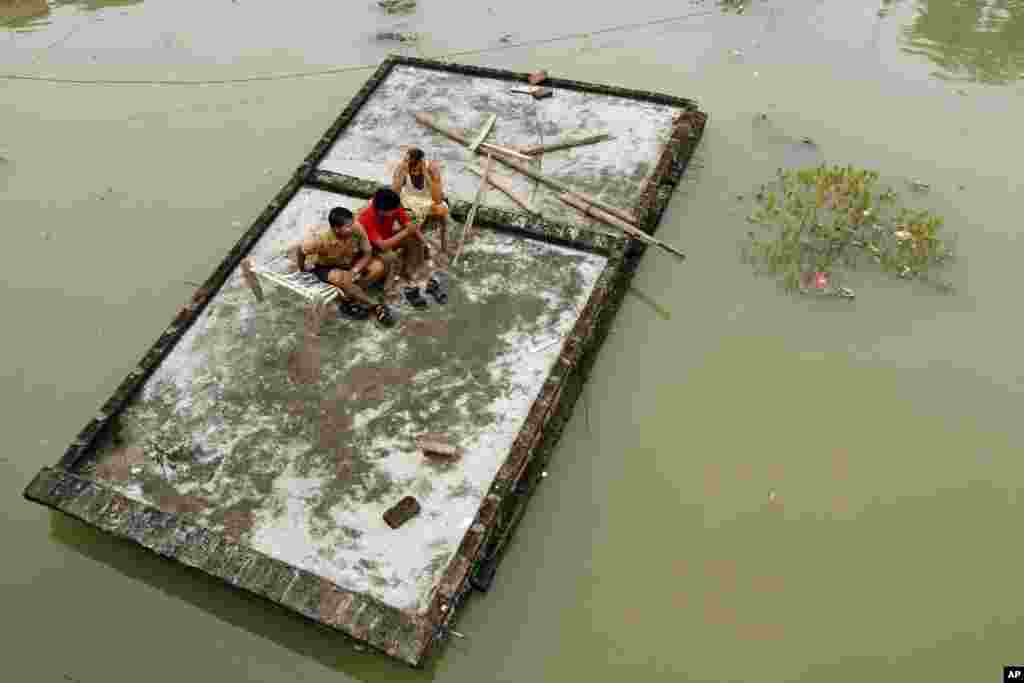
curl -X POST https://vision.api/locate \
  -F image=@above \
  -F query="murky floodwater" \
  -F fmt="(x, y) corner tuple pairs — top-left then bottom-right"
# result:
(3, 1), (1023, 681)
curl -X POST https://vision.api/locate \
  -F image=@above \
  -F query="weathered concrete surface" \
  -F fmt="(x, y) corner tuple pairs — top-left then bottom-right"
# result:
(317, 64), (685, 229)
(75, 186), (607, 614)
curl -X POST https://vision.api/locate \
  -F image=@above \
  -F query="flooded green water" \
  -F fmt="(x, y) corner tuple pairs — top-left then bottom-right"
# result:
(3, 1), (1022, 681)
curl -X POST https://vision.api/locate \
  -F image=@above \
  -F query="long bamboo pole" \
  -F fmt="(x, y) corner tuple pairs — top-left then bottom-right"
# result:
(520, 131), (612, 156)
(452, 153), (494, 267)
(465, 165), (533, 212)
(558, 193), (686, 260)
(415, 112), (637, 225)
(469, 113), (497, 152)
(240, 258), (264, 302)
(477, 141), (532, 162)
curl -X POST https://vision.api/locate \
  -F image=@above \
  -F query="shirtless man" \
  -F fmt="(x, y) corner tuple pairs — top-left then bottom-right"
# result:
(392, 147), (450, 255)
(293, 206), (396, 326)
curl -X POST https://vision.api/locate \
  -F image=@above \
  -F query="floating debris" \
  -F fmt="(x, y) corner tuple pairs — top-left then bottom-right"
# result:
(835, 286), (856, 299)
(800, 137), (816, 146)
(499, 33), (513, 43)
(744, 164), (956, 296)
(954, 88), (968, 96)
(377, 0), (417, 13)
(908, 178), (931, 192)
(375, 31), (420, 43)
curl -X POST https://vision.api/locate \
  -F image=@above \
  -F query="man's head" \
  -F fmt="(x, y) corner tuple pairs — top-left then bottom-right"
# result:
(406, 147), (425, 176)
(328, 206), (354, 238)
(372, 187), (402, 217)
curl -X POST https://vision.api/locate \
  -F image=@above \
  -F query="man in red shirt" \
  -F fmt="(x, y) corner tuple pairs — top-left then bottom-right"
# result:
(358, 188), (433, 306)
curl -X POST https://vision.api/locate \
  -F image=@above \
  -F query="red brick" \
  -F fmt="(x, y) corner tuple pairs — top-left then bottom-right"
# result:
(438, 555), (471, 598)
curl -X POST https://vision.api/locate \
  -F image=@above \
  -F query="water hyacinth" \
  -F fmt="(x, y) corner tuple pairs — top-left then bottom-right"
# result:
(742, 164), (956, 296)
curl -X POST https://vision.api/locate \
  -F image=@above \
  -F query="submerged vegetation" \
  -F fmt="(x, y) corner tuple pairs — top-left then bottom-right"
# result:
(742, 165), (956, 297)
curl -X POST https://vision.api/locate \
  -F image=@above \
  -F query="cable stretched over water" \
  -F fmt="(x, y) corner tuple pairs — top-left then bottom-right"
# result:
(0, 8), (714, 87)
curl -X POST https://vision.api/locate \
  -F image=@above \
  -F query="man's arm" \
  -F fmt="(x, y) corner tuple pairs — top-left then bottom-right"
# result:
(351, 252), (371, 279)
(377, 233), (404, 252)
(391, 160), (407, 194)
(350, 229), (372, 278)
(295, 235), (320, 272)
(428, 160), (443, 204)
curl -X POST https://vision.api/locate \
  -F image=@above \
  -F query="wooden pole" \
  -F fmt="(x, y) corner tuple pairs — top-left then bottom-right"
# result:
(452, 153), (494, 267)
(477, 141), (532, 162)
(240, 258), (264, 302)
(469, 113), (497, 152)
(558, 193), (686, 260)
(415, 112), (638, 226)
(465, 164), (533, 212)
(520, 131), (612, 156)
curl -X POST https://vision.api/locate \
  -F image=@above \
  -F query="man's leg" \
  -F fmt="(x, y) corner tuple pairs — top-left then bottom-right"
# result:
(429, 201), (450, 255)
(362, 257), (387, 286)
(390, 231), (428, 281)
(326, 269), (376, 308)
(376, 249), (402, 294)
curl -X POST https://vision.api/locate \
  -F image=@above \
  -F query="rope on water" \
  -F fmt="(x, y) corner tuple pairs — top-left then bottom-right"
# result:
(0, 9), (715, 87)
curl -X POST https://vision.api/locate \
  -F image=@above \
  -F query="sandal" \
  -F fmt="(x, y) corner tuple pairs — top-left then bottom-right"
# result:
(425, 274), (448, 304)
(404, 286), (428, 309)
(374, 304), (397, 328)
(338, 301), (370, 321)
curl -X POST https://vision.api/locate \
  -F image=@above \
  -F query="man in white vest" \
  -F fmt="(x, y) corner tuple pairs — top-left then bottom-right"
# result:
(392, 147), (450, 256)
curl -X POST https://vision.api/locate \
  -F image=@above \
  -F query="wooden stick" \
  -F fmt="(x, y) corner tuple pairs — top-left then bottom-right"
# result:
(465, 164), (532, 211)
(520, 131), (612, 156)
(567, 189), (637, 226)
(558, 193), (686, 260)
(477, 141), (532, 162)
(415, 112), (638, 226)
(452, 153), (494, 266)
(240, 258), (264, 302)
(469, 113), (496, 152)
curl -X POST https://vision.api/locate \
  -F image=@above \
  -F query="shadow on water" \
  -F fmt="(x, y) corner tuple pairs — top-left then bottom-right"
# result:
(902, 0), (1024, 84)
(0, 154), (12, 190)
(627, 286), (672, 321)
(49, 511), (442, 683)
(1, 0), (143, 31)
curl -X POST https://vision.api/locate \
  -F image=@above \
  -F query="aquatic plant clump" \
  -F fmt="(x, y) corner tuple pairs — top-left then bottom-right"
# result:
(742, 165), (955, 296)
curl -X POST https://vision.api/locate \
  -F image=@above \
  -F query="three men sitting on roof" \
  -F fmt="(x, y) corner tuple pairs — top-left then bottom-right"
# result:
(293, 206), (397, 326)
